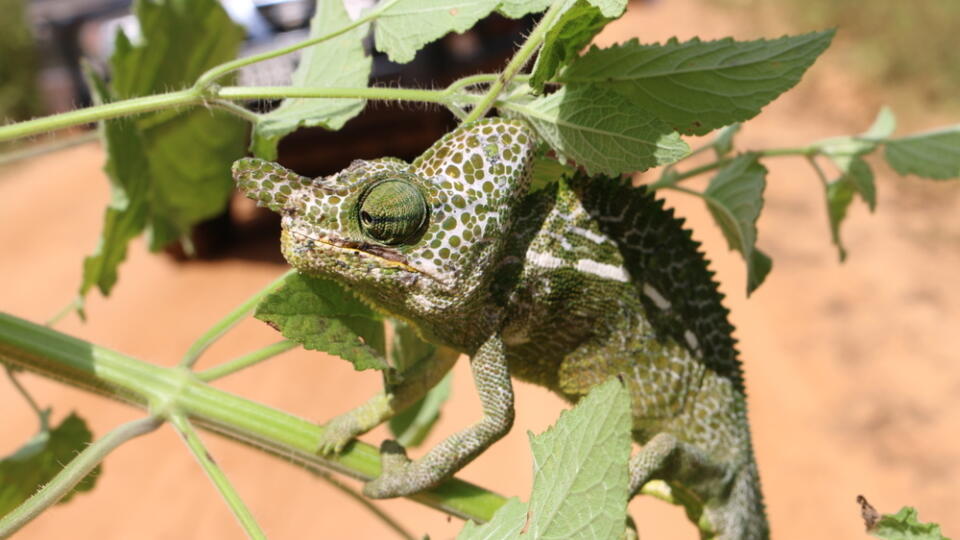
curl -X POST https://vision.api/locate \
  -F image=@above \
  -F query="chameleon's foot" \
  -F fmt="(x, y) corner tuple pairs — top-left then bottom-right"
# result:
(362, 440), (421, 498)
(317, 415), (363, 455)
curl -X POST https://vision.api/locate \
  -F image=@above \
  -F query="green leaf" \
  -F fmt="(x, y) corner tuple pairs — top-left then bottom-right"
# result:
(884, 125), (960, 180)
(507, 84), (689, 175)
(497, 0), (551, 18)
(80, 69), (149, 297)
(863, 106), (897, 140)
(0, 412), (100, 516)
(825, 179), (854, 262)
(701, 153), (771, 295)
(372, 0), (500, 64)
(457, 378), (631, 539)
(389, 372), (453, 447)
(458, 497), (528, 539)
(526, 378), (631, 539)
(254, 273), (388, 371)
(870, 507), (951, 540)
(713, 123), (741, 158)
(528, 0), (623, 92)
(80, 0), (246, 297)
(251, 0), (371, 160)
(559, 31), (835, 135)
(529, 155), (576, 192)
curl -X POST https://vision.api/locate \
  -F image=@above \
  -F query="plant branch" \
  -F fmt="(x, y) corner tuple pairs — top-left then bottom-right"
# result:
(316, 471), (417, 540)
(5, 365), (46, 429)
(462, 1), (568, 123)
(650, 145), (822, 190)
(216, 86), (465, 105)
(169, 412), (266, 539)
(0, 312), (507, 523)
(0, 89), (200, 143)
(197, 340), (298, 382)
(0, 416), (162, 538)
(180, 269), (295, 369)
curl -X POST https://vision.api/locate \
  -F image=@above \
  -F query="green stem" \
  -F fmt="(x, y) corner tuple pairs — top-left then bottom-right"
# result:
(806, 154), (831, 187)
(209, 100), (261, 123)
(5, 365), (46, 429)
(651, 146), (821, 190)
(197, 340), (298, 382)
(316, 471), (416, 540)
(0, 416), (162, 538)
(169, 412), (266, 540)
(217, 86), (462, 105)
(0, 89), (200, 143)
(0, 312), (507, 523)
(180, 269), (295, 369)
(462, 1), (568, 123)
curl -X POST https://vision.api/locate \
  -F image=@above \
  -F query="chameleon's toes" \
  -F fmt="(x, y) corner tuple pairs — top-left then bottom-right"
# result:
(362, 440), (415, 499)
(316, 417), (361, 455)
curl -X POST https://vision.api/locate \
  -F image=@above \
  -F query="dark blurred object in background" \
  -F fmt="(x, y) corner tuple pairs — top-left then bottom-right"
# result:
(0, 0), (40, 124)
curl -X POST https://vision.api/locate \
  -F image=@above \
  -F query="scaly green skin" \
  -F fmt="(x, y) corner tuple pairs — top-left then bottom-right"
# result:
(232, 118), (768, 539)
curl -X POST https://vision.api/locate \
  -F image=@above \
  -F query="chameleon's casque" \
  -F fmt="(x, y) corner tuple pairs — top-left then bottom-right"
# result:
(233, 118), (768, 539)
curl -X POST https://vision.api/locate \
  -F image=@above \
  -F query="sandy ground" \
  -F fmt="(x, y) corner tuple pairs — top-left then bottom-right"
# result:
(2, 1), (959, 538)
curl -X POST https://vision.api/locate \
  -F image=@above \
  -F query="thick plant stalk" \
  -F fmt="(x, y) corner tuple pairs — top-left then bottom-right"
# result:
(0, 312), (507, 523)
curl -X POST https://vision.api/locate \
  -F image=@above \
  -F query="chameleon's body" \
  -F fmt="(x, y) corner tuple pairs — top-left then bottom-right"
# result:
(233, 118), (768, 539)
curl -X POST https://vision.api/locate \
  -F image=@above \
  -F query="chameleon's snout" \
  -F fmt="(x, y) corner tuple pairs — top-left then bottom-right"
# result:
(232, 157), (311, 213)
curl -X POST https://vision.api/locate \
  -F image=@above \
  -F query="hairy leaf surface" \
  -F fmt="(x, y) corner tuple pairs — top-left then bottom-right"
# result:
(373, 0), (500, 63)
(559, 31), (835, 135)
(702, 154), (771, 294)
(0, 413), (99, 516)
(870, 507), (951, 540)
(528, 0), (623, 91)
(508, 85), (689, 175)
(884, 126), (960, 180)
(255, 274), (387, 370)
(252, 0), (371, 159)
(80, 0), (246, 298)
(458, 378), (631, 539)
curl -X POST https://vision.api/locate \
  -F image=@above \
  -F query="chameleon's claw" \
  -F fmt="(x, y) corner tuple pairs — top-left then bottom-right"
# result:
(316, 415), (363, 455)
(362, 440), (416, 498)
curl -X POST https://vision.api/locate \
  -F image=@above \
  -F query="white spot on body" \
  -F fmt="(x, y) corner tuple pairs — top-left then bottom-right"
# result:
(526, 250), (565, 270)
(575, 259), (630, 282)
(569, 225), (608, 245)
(643, 283), (672, 310)
(684, 329), (699, 351)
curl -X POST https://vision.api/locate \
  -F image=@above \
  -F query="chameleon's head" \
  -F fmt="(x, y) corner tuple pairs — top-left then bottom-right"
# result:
(232, 118), (537, 317)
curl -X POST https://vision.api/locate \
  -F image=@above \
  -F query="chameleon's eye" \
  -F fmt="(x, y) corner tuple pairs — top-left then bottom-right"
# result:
(358, 179), (429, 245)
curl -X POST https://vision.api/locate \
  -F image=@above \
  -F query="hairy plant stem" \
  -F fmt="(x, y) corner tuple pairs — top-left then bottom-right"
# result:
(197, 340), (298, 382)
(0, 312), (507, 524)
(169, 412), (266, 540)
(0, 84), (479, 144)
(0, 416), (163, 538)
(180, 269), (295, 369)
(650, 145), (819, 190)
(462, 0), (569, 123)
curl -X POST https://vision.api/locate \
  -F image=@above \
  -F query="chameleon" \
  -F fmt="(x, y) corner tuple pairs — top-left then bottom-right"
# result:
(232, 118), (769, 539)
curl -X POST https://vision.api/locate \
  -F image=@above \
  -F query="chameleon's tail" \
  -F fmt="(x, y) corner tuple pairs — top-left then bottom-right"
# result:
(706, 458), (770, 540)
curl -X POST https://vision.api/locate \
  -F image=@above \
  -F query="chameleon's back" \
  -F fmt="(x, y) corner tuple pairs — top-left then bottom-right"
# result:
(499, 172), (769, 539)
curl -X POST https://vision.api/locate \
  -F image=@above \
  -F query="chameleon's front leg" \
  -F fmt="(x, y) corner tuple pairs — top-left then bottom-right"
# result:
(363, 335), (514, 498)
(317, 346), (460, 454)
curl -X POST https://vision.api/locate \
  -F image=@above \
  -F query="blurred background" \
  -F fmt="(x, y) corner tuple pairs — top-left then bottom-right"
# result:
(1, 0), (959, 538)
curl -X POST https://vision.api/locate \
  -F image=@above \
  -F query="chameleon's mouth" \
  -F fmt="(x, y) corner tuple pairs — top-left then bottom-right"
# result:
(288, 229), (425, 275)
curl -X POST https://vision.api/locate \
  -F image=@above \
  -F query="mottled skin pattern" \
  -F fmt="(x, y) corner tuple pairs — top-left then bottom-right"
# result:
(233, 118), (768, 539)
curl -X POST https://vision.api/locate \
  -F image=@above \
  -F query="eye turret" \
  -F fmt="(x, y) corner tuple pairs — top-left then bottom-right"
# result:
(358, 179), (429, 245)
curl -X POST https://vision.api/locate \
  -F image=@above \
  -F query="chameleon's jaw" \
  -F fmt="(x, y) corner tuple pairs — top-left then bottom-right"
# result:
(284, 228), (426, 277)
